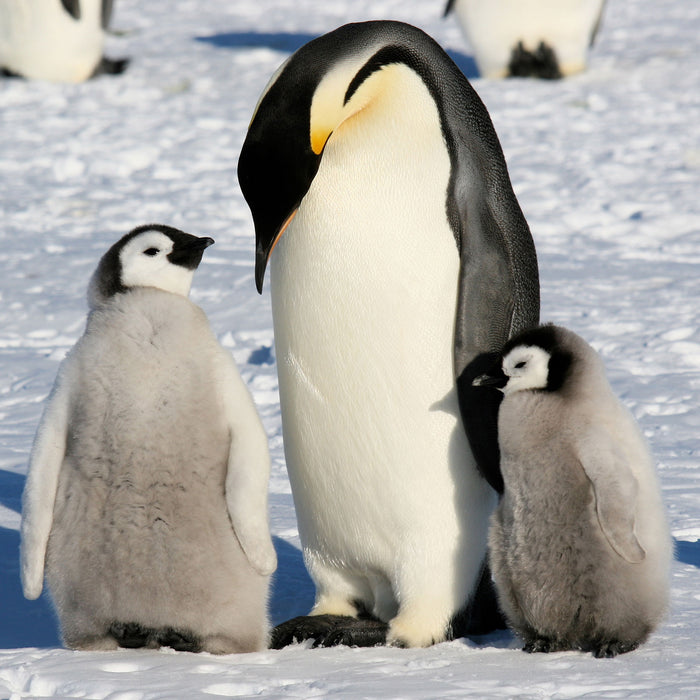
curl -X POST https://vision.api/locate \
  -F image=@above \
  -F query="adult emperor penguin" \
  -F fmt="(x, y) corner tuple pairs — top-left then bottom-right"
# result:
(237, 21), (540, 648)
(0, 1), (127, 82)
(474, 325), (672, 657)
(444, 0), (607, 79)
(20, 225), (276, 653)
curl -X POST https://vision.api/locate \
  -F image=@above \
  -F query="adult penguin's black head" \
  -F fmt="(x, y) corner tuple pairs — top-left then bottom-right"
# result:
(237, 20), (523, 294)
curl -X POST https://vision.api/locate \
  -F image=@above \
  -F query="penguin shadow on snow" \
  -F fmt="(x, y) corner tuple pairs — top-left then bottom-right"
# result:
(269, 535), (315, 627)
(674, 538), (700, 568)
(445, 49), (479, 80)
(194, 31), (319, 55)
(0, 470), (60, 648)
(194, 30), (480, 80)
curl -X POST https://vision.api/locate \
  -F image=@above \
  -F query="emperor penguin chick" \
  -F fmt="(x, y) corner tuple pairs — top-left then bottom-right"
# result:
(475, 324), (672, 657)
(20, 224), (276, 653)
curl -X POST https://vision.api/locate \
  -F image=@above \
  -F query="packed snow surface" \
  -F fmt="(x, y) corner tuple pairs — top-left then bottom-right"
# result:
(1, 0), (698, 697)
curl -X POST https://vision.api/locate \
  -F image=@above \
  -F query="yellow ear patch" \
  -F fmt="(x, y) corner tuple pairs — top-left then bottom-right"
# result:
(309, 53), (393, 155)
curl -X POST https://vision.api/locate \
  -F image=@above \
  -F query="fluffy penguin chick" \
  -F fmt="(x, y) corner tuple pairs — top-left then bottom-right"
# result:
(20, 224), (276, 653)
(475, 325), (672, 657)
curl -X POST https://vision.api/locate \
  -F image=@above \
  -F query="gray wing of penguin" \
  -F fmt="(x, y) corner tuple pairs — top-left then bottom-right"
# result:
(576, 426), (646, 563)
(214, 348), (277, 577)
(433, 57), (539, 486)
(441, 74), (540, 373)
(20, 356), (76, 599)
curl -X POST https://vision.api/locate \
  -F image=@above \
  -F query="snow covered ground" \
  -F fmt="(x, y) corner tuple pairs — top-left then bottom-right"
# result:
(1, 0), (698, 696)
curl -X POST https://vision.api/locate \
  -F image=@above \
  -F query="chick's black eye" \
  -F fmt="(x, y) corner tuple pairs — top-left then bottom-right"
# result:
(143, 248), (159, 256)
(514, 361), (527, 369)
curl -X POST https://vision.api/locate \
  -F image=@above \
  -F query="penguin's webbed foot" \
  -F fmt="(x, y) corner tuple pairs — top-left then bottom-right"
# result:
(591, 639), (639, 658)
(508, 41), (562, 80)
(109, 621), (153, 648)
(93, 56), (130, 77)
(523, 636), (556, 653)
(108, 621), (202, 652)
(270, 614), (389, 649)
(158, 627), (203, 653)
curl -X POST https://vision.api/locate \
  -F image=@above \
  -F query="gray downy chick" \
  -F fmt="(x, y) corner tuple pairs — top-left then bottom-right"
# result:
(20, 224), (276, 653)
(474, 324), (672, 657)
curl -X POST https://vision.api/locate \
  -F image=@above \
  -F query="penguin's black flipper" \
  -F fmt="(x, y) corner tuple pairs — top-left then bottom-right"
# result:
(456, 352), (504, 495)
(270, 615), (389, 649)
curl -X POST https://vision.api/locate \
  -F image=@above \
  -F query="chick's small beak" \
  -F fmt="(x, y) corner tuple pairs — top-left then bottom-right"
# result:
(473, 372), (508, 389)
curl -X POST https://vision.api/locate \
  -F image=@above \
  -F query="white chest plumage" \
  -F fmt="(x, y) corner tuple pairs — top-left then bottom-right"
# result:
(269, 65), (495, 625)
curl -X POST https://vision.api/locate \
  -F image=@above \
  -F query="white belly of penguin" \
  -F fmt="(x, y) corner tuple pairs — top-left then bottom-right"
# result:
(270, 69), (490, 612)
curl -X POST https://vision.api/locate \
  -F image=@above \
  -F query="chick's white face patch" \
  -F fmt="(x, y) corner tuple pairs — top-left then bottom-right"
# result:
(119, 230), (194, 297)
(501, 345), (551, 395)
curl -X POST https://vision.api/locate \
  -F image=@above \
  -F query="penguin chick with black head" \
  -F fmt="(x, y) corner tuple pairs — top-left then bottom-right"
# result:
(238, 20), (540, 649)
(474, 324), (672, 657)
(20, 225), (276, 653)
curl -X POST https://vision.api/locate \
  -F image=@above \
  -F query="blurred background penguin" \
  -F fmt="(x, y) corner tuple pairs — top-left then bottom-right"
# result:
(444, 0), (606, 79)
(0, 0), (128, 82)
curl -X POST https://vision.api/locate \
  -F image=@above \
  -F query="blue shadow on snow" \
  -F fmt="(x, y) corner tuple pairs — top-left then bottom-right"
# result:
(0, 525), (61, 649)
(1, 470), (61, 648)
(194, 31), (480, 79)
(0, 469), (23, 515)
(674, 538), (700, 568)
(195, 31), (318, 54)
(269, 536), (315, 626)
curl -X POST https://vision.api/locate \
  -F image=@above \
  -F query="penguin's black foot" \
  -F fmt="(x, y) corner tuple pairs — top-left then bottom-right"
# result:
(523, 636), (556, 653)
(157, 627), (202, 653)
(270, 614), (389, 649)
(109, 621), (153, 648)
(93, 56), (130, 76)
(591, 639), (639, 658)
(508, 41), (562, 80)
(109, 621), (202, 652)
